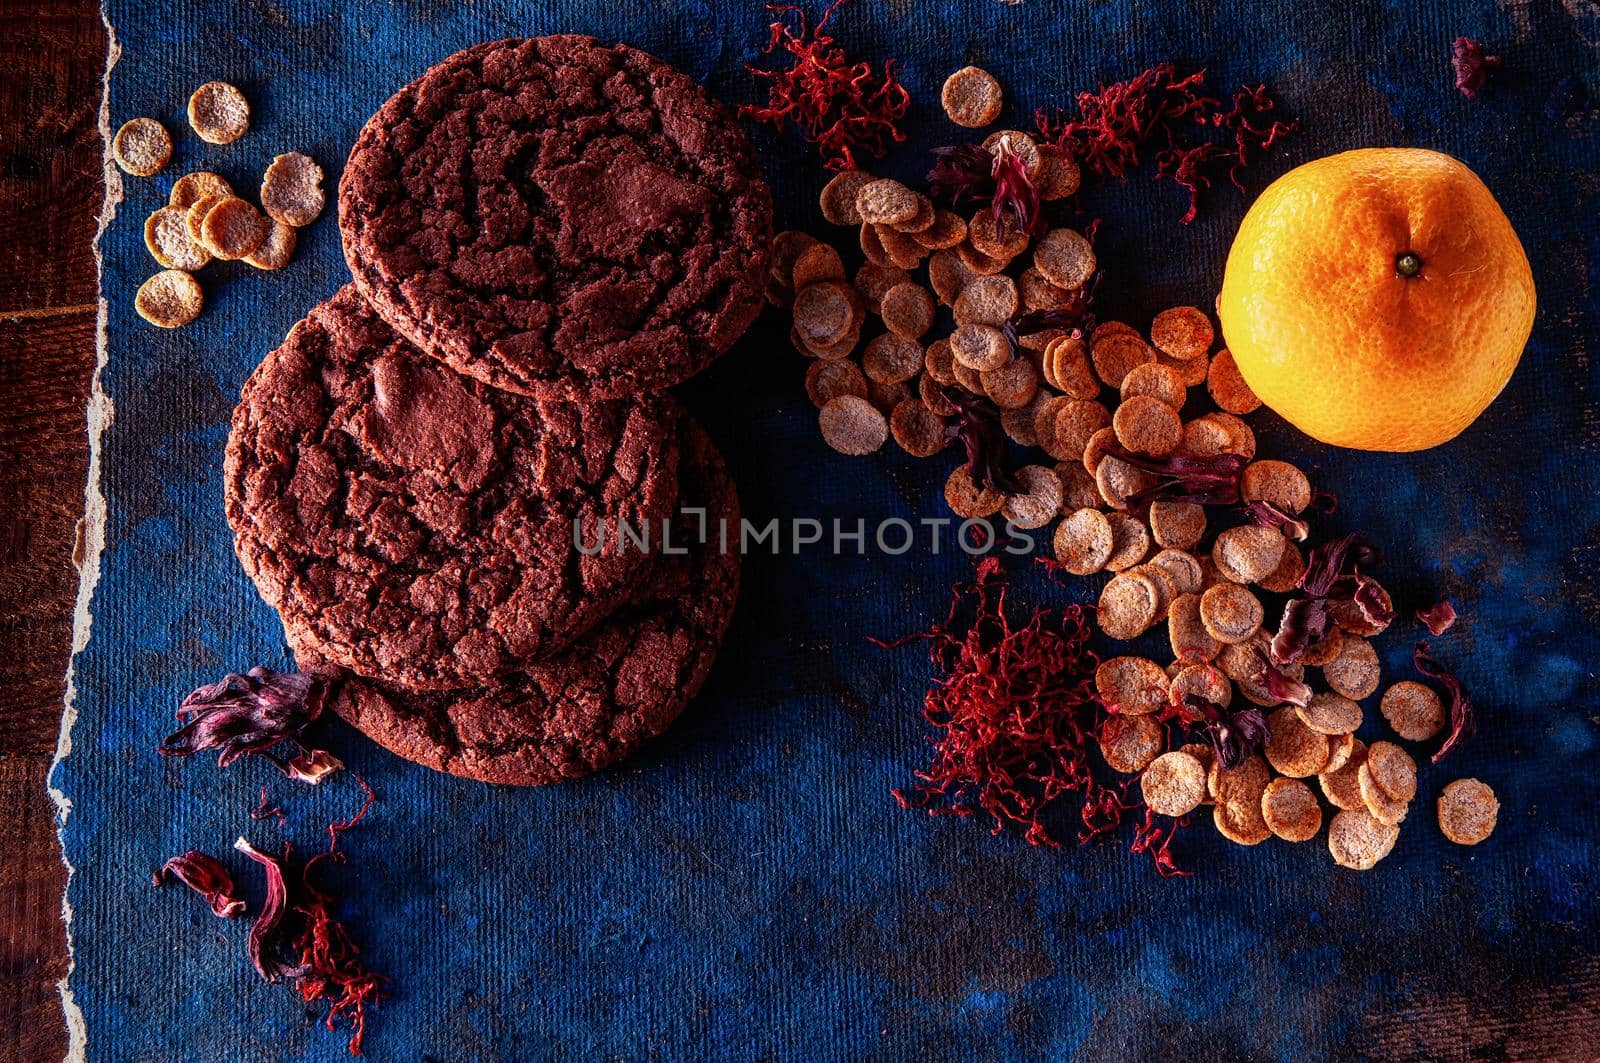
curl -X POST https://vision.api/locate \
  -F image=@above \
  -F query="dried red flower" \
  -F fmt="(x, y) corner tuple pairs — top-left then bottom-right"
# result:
(152, 850), (245, 918)
(162, 668), (339, 782)
(990, 139), (1044, 237)
(1129, 808), (1191, 878)
(1035, 64), (1216, 180)
(1103, 445), (1247, 507)
(1452, 37), (1502, 100)
(927, 141), (1045, 238)
(1154, 140), (1227, 224)
(1179, 693), (1268, 770)
(1251, 647), (1312, 707)
(1271, 532), (1385, 663)
(1246, 499), (1309, 541)
(1415, 642), (1476, 764)
(1212, 83), (1299, 189)
(941, 387), (1021, 493)
(741, 0), (910, 171)
(234, 837), (305, 983)
(1416, 599), (1458, 636)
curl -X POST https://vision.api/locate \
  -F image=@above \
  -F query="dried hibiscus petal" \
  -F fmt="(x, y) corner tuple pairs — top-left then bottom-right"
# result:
(1270, 596), (1329, 666)
(990, 139), (1044, 237)
(1452, 37), (1501, 100)
(1246, 499), (1309, 541)
(927, 143), (996, 209)
(152, 850), (245, 918)
(1416, 599), (1458, 636)
(1104, 445), (1247, 507)
(1415, 642), (1476, 763)
(941, 386), (1020, 493)
(1252, 647), (1312, 707)
(234, 837), (308, 983)
(1180, 694), (1268, 770)
(162, 667), (339, 782)
(287, 748), (345, 785)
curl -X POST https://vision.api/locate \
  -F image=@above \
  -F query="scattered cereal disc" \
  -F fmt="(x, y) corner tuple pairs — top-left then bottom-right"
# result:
(1032, 227), (1096, 290)
(1094, 453), (1156, 511)
(923, 338), (957, 385)
(1132, 562), (1177, 621)
(1324, 636), (1381, 700)
(889, 399), (948, 458)
(1045, 336), (1100, 399)
(1149, 306), (1214, 361)
(1209, 412), (1257, 461)
(1212, 525), (1286, 585)
(1167, 593), (1221, 664)
(1090, 320), (1139, 345)
(1240, 460), (1312, 514)
(861, 334), (924, 384)
(1265, 706), (1332, 778)
(1298, 692), (1363, 735)
(859, 222), (892, 267)
(1056, 461), (1099, 511)
(243, 218), (297, 270)
(820, 170), (876, 225)
(805, 359), (869, 408)
(1055, 508), (1114, 575)
(794, 281), (859, 347)
(819, 394), (888, 455)
(1319, 738), (1367, 810)
(1365, 740), (1417, 803)
(1207, 349), (1262, 414)
(112, 117), (172, 176)
(920, 373), (961, 417)
(928, 248), (976, 305)
(940, 65), (1004, 128)
(1437, 778), (1499, 845)
(1236, 651), (1305, 709)
(1178, 415), (1235, 459)
(953, 274), (1018, 326)
(914, 210), (968, 251)
(187, 81), (250, 144)
(1257, 541), (1306, 595)
(1323, 731), (1357, 775)
(1098, 571), (1160, 640)
(855, 179), (919, 226)
(1148, 500), (1206, 550)
(1112, 394), (1182, 457)
(867, 378), (911, 413)
(1327, 585), (1394, 637)
(1262, 778), (1323, 842)
(981, 356), (1039, 409)
(1094, 656), (1169, 716)
(1328, 809), (1400, 870)
(134, 269), (203, 328)
(944, 464), (1003, 518)
(890, 195), (936, 234)
(1119, 362), (1186, 410)
(1199, 582), (1263, 644)
(1214, 633), (1268, 683)
(1180, 742), (1217, 801)
(1212, 754), (1272, 845)
(1081, 427), (1117, 476)
(1380, 681), (1445, 742)
(878, 229), (926, 271)
(1142, 751), (1207, 816)
(143, 206), (212, 271)
(1052, 399), (1111, 459)
(949, 323), (1011, 372)
(1103, 511), (1150, 573)
(1160, 351), (1210, 387)
(257, 153), (325, 229)
(1036, 144), (1082, 200)
(184, 193), (227, 247)
(1358, 763), (1410, 826)
(853, 263), (909, 314)
(800, 322), (861, 361)
(1032, 395), (1071, 453)
(1018, 266), (1078, 312)
(771, 230), (821, 282)
(967, 209), (1029, 261)
(168, 172), (233, 212)
(983, 129), (1043, 179)
(1149, 548), (1203, 596)
(1169, 662), (1231, 708)
(880, 283), (935, 340)
(793, 242), (848, 290)
(198, 196), (268, 260)
(1098, 712), (1164, 774)
(955, 239), (1008, 277)
(1001, 465), (1063, 529)
(1090, 333), (1155, 388)
(950, 359), (984, 395)
(1001, 392), (1048, 445)
(1299, 626), (1345, 667)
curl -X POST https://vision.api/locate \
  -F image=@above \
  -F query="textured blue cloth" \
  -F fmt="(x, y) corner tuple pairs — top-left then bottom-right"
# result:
(61, 1), (1599, 1059)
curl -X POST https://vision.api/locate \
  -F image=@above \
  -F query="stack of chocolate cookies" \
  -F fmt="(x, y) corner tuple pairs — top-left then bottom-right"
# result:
(223, 36), (773, 784)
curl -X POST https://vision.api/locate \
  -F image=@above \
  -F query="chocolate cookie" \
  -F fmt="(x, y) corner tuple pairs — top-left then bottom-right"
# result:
(225, 284), (681, 691)
(303, 418), (741, 785)
(339, 35), (773, 401)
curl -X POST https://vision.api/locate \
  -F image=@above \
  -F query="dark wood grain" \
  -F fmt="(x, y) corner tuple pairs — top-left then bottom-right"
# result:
(0, 2), (107, 1060)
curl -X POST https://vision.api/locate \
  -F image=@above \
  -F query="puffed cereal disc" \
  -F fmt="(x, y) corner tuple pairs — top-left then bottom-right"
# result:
(981, 357), (1039, 409)
(1298, 692), (1363, 736)
(806, 360), (869, 408)
(967, 209), (1029, 260)
(1081, 427), (1117, 476)
(1207, 349), (1262, 414)
(1098, 572), (1160, 640)
(914, 210), (968, 251)
(1167, 593), (1221, 664)
(861, 334), (924, 384)
(242, 219), (297, 271)
(1261, 778), (1323, 842)
(1437, 778), (1498, 845)
(1240, 460), (1312, 514)
(889, 399), (948, 458)
(867, 379), (910, 413)
(953, 274), (1019, 326)
(1199, 582), (1263, 645)
(1032, 228), (1096, 290)
(923, 338), (957, 385)
(1264, 706), (1331, 778)
(1102, 511), (1150, 572)
(1148, 500), (1206, 550)
(1209, 412), (1257, 460)
(1149, 548), (1203, 596)
(940, 65), (1004, 128)
(877, 227), (926, 269)
(259, 152), (325, 228)
(921, 373), (961, 418)
(1148, 306), (1214, 361)
(1094, 656), (1169, 716)
(185, 193), (227, 246)
(1323, 731), (1357, 775)
(1052, 399), (1111, 459)
(1119, 361), (1187, 409)
(1090, 333), (1154, 388)
(134, 269), (203, 328)
(1357, 763), (1410, 827)
(199, 197), (268, 260)
(1094, 454), (1156, 511)
(982, 130), (1043, 178)
(1212, 754), (1272, 845)
(855, 179), (919, 226)
(957, 239), (1008, 275)
(793, 242), (847, 290)
(1112, 394), (1182, 457)
(818, 395), (888, 455)
(1327, 587), (1394, 637)
(1036, 144), (1082, 200)
(1365, 740), (1418, 802)
(1213, 526), (1286, 585)
(1180, 742), (1216, 801)
(187, 80), (250, 144)
(1142, 751), (1207, 816)
(1169, 663), (1231, 709)
(1328, 809), (1400, 870)
(1001, 392), (1049, 445)
(1091, 320), (1140, 345)
(794, 282), (859, 347)
(1299, 626), (1345, 667)
(944, 465), (1003, 518)
(853, 263), (908, 313)
(1160, 351), (1209, 388)
(1324, 636), (1381, 700)
(820, 170), (876, 225)
(1380, 681), (1445, 742)
(144, 207), (212, 271)
(1045, 336), (1100, 399)
(169, 171), (233, 211)
(1257, 541), (1306, 594)
(1132, 562), (1177, 621)
(927, 249), (975, 305)
(880, 283), (935, 340)
(112, 117), (172, 176)
(1319, 738), (1368, 810)
(1019, 266), (1078, 311)
(949, 323), (1010, 372)
(891, 195), (936, 235)
(1053, 509), (1112, 575)
(859, 222), (892, 267)
(1056, 462), (1099, 511)
(1178, 416), (1235, 459)
(1098, 712), (1164, 774)
(1000, 465), (1062, 530)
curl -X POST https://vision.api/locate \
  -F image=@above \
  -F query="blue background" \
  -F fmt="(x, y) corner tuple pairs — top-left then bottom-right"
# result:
(60, 1), (1599, 1059)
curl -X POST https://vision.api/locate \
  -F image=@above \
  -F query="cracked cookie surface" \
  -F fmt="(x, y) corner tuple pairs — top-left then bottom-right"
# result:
(225, 283), (681, 690)
(302, 417), (741, 785)
(338, 35), (773, 400)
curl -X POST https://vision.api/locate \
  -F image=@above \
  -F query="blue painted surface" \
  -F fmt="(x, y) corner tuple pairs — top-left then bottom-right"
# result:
(61, 1), (1599, 1059)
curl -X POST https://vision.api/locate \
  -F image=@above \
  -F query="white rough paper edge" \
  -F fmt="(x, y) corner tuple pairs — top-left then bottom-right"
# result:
(50, 8), (121, 1060)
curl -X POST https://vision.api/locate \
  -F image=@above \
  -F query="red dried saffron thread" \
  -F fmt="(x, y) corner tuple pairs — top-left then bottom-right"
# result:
(1035, 64), (1217, 180)
(740, 0), (910, 171)
(252, 784), (287, 827)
